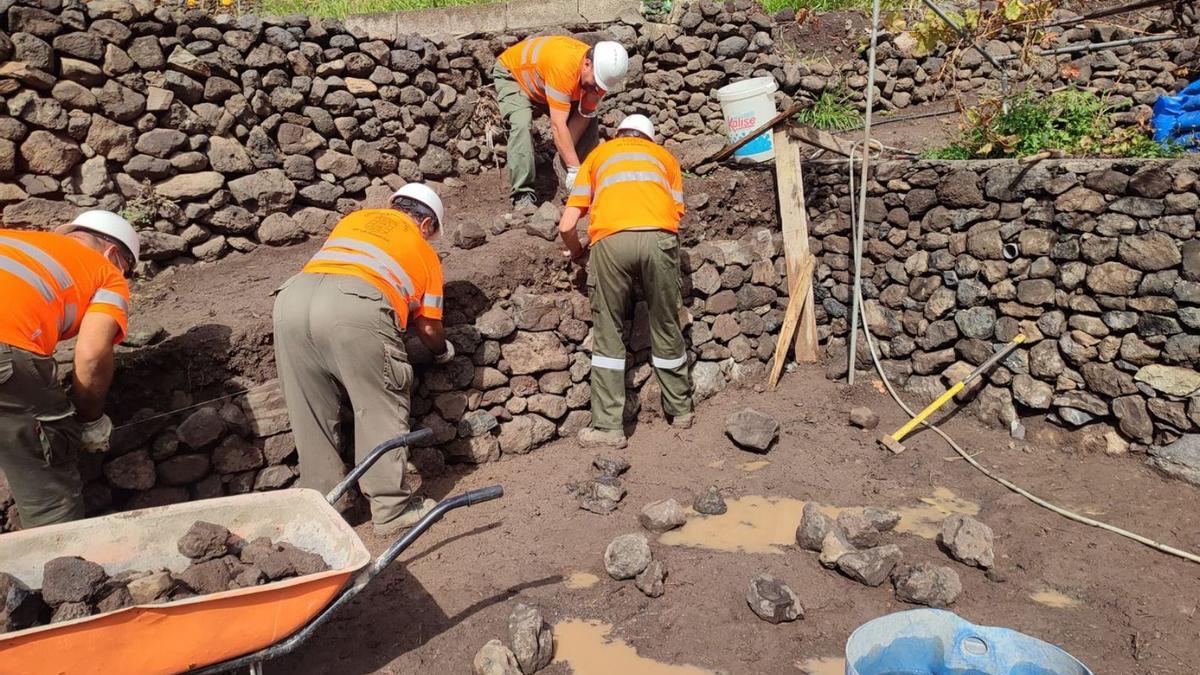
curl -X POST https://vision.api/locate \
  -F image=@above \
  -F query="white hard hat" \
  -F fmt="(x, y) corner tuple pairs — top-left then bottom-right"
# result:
(617, 114), (655, 142)
(391, 183), (445, 230)
(591, 41), (629, 92)
(59, 210), (140, 265)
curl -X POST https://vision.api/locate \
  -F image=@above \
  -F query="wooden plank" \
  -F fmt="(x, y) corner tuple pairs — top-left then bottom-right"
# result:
(787, 125), (855, 158)
(711, 103), (806, 163)
(767, 254), (816, 390)
(772, 129), (819, 363)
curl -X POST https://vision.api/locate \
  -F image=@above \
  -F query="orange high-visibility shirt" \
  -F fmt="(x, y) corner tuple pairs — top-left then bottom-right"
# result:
(0, 229), (131, 357)
(301, 210), (444, 329)
(497, 36), (604, 115)
(566, 137), (686, 246)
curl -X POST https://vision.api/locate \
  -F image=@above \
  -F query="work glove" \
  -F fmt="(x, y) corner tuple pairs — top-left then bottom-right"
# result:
(80, 414), (113, 454)
(565, 165), (580, 188)
(434, 341), (455, 365)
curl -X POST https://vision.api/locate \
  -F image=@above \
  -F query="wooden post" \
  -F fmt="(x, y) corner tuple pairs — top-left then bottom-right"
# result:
(772, 129), (819, 363)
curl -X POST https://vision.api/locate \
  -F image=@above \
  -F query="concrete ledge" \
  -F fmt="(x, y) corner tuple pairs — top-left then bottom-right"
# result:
(346, 0), (642, 39)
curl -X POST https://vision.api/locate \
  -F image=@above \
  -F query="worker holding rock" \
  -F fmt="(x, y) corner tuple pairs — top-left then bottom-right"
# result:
(558, 114), (693, 449)
(273, 184), (453, 536)
(0, 211), (140, 528)
(492, 35), (630, 209)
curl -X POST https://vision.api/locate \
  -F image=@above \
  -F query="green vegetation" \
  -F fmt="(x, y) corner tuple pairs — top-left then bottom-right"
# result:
(794, 89), (862, 131)
(759, 0), (902, 13)
(926, 89), (1185, 160)
(258, 0), (497, 19)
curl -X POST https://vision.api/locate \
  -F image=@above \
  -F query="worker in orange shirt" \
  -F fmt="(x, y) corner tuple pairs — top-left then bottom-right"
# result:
(273, 184), (453, 536)
(0, 211), (140, 527)
(492, 35), (630, 208)
(558, 115), (693, 449)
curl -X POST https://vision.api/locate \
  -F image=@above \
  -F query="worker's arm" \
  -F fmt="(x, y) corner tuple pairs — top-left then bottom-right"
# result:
(549, 107), (582, 169)
(412, 315), (448, 357)
(567, 111), (592, 145)
(558, 206), (586, 262)
(71, 313), (120, 422)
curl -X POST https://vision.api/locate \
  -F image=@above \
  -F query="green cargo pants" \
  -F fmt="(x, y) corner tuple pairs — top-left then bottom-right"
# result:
(589, 230), (693, 430)
(0, 342), (85, 528)
(492, 61), (599, 203)
(272, 273), (414, 527)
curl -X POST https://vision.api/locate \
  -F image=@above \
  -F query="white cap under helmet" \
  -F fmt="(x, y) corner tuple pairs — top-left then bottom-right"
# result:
(390, 183), (445, 230)
(59, 210), (140, 265)
(617, 114), (656, 142)
(591, 41), (629, 92)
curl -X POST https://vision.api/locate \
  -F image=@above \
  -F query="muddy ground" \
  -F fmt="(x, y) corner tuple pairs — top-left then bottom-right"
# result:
(261, 367), (1200, 675)
(117, 170), (1200, 674)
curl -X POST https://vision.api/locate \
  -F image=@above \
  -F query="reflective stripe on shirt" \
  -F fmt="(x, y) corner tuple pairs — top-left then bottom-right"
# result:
(0, 255), (55, 302)
(91, 288), (128, 312)
(0, 236), (73, 290)
(322, 237), (418, 297)
(424, 293), (443, 310)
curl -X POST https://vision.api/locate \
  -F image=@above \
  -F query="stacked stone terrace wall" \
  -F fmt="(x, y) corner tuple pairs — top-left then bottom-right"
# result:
(1, 0), (1195, 269)
(803, 158), (1200, 452)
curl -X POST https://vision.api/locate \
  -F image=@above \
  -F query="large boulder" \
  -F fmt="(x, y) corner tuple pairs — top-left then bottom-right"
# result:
(1148, 435), (1200, 487)
(20, 131), (82, 176)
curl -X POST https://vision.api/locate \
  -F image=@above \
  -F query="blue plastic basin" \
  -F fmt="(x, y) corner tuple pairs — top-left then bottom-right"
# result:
(845, 609), (1093, 675)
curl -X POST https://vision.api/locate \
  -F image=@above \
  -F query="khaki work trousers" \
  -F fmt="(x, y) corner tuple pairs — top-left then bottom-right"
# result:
(589, 230), (693, 430)
(492, 61), (599, 202)
(0, 342), (84, 528)
(272, 273), (414, 526)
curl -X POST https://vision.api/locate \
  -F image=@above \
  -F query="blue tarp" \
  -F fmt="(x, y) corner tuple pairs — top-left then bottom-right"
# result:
(1152, 79), (1200, 149)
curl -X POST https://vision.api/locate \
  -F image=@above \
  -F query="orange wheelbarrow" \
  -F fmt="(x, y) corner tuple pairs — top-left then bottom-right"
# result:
(0, 429), (504, 675)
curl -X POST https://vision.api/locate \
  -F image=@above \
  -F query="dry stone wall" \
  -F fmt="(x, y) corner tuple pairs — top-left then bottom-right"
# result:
(2, 0), (1196, 270)
(803, 158), (1200, 452)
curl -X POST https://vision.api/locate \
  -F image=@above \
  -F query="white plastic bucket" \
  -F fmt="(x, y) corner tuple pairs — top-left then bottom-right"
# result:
(715, 77), (779, 162)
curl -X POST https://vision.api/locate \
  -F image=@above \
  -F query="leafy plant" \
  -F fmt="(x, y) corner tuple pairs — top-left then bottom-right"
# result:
(794, 89), (862, 131)
(119, 181), (170, 230)
(759, 0), (902, 14)
(928, 89), (1184, 159)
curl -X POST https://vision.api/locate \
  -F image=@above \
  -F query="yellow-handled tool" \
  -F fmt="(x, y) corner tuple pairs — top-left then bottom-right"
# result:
(879, 334), (1027, 454)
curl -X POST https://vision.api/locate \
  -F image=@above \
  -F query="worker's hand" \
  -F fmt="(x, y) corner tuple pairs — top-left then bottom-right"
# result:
(434, 341), (456, 365)
(562, 247), (588, 266)
(564, 165), (579, 187)
(80, 414), (113, 453)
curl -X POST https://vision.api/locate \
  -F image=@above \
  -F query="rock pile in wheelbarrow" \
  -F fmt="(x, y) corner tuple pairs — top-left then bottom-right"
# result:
(0, 521), (330, 633)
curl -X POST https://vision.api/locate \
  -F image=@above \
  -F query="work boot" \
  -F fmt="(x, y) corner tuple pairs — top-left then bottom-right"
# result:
(670, 413), (695, 430)
(578, 427), (627, 449)
(512, 193), (538, 213)
(372, 497), (436, 539)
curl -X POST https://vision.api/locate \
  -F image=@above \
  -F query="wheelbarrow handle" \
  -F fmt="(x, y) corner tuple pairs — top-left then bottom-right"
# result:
(324, 428), (434, 506)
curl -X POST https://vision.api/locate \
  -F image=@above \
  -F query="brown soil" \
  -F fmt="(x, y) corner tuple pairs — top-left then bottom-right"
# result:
(258, 366), (1200, 675)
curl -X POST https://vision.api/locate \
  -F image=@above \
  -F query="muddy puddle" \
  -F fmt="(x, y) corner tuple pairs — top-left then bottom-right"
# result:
(563, 572), (600, 589)
(660, 488), (979, 554)
(1030, 590), (1080, 608)
(797, 656), (846, 674)
(553, 619), (714, 674)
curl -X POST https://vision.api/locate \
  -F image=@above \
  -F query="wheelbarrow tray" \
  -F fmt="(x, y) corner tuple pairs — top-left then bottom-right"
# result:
(0, 488), (369, 675)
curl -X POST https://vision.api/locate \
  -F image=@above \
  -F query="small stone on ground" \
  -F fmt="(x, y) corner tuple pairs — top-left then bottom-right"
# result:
(593, 456), (630, 478)
(693, 486), (727, 515)
(508, 603), (553, 674)
(836, 511), (880, 547)
(849, 406), (879, 429)
(472, 639), (522, 675)
(892, 562), (963, 607)
(940, 514), (995, 569)
(635, 559), (667, 598)
(745, 574), (803, 623)
(724, 408), (780, 452)
(796, 502), (835, 551)
(863, 506), (901, 532)
(818, 529), (855, 568)
(604, 534), (652, 580)
(837, 544), (904, 587)
(639, 498), (687, 533)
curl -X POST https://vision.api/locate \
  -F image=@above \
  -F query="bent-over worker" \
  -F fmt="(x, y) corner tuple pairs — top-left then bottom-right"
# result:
(558, 114), (694, 449)
(492, 36), (630, 208)
(0, 211), (140, 527)
(273, 184), (453, 536)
